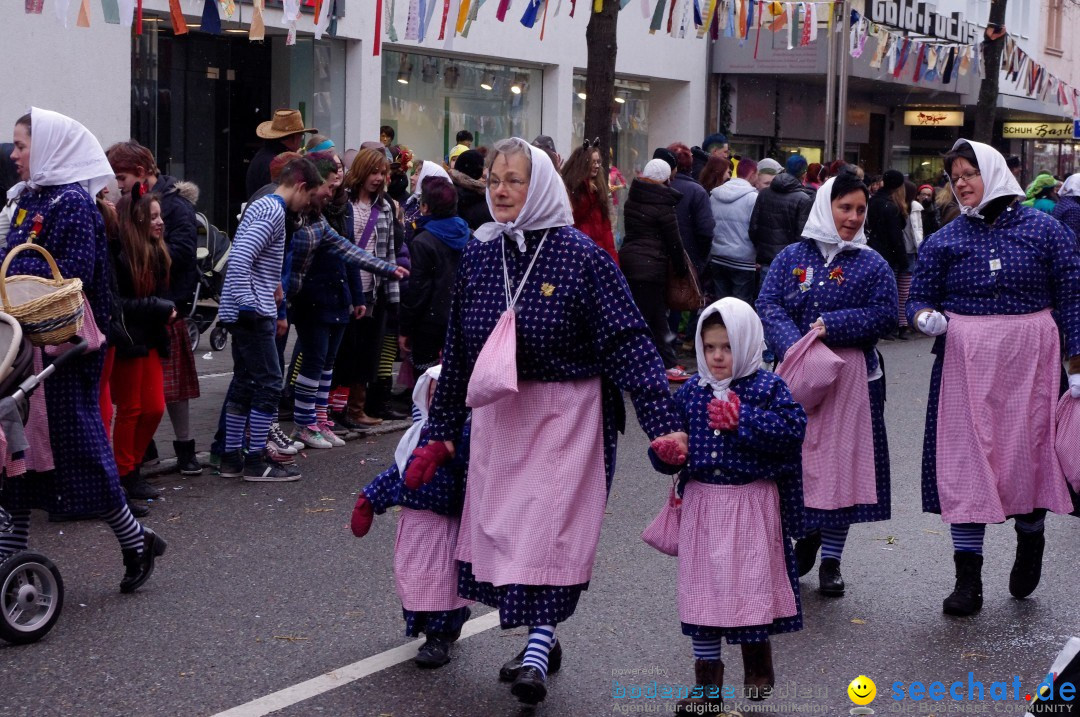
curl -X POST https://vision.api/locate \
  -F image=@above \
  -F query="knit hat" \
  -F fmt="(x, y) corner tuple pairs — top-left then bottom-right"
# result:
(642, 159), (673, 183)
(757, 158), (782, 176)
(652, 148), (678, 170)
(785, 154), (808, 177)
(531, 135), (557, 153)
(454, 149), (485, 181)
(917, 184), (934, 194)
(448, 144), (470, 164)
(702, 133), (728, 152)
(882, 169), (905, 191)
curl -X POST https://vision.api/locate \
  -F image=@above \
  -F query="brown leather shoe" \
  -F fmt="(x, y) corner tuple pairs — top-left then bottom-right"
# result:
(675, 658), (725, 714)
(742, 641), (775, 701)
(345, 384), (383, 427)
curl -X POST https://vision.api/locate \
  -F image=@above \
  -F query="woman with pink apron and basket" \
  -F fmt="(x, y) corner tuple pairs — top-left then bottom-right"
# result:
(405, 138), (687, 706)
(908, 139), (1080, 617)
(757, 169), (898, 598)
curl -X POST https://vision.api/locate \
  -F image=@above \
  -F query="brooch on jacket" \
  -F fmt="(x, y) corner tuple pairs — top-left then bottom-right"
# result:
(540, 283), (555, 297)
(828, 266), (845, 285)
(793, 265), (813, 292)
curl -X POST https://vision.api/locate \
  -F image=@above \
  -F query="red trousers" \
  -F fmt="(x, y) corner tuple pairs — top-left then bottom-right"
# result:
(111, 350), (165, 476)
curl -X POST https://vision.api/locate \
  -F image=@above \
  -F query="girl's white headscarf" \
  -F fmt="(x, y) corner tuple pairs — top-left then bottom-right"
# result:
(695, 297), (765, 399)
(800, 176), (868, 267)
(411, 161), (450, 201)
(947, 138), (1024, 220)
(1061, 174), (1080, 198)
(476, 138), (574, 253)
(7, 107), (115, 201)
(394, 365), (443, 476)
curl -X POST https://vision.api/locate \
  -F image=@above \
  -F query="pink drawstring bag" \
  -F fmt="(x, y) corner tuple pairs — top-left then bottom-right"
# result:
(466, 309), (519, 409)
(775, 331), (844, 412)
(642, 478), (682, 556)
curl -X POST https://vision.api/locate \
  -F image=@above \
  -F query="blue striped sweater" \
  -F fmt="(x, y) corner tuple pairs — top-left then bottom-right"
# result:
(219, 194), (287, 322)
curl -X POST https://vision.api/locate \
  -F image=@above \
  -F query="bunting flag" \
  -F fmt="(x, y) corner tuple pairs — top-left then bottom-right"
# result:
(649, 0), (666, 33)
(314, 0), (331, 38)
(387, 0), (400, 40)
(54, 0), (71, 27)
(495, 0), (512, 21)
(100, 0), (119, 23)
(250, 0), (265, 40)
(455, 0), (471, 34)
(25, 0), (44, 13)
(201, 0), (221, 33)
(77, 0), (92, 27)
(540, 0), (549, 37)
(135, 0), (143, 34)
(697, 0), (717, 37)
(218, 0), (235, 19)
(169, 0), (188, 34)
(437, 0), (449, 37)
(373, 0), (383, 54)
(521, 0), (543, 27)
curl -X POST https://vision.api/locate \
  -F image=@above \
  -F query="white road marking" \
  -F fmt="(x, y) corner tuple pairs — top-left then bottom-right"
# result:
(209, 610), (502, 717)
(196, 371), (235, 379)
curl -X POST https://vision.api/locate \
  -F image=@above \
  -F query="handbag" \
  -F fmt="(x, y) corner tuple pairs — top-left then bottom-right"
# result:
(641, 477), (682, 556)
(665, 248), (703, 311)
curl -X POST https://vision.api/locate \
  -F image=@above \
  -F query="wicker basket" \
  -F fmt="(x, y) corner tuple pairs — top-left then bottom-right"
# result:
(0, 242), (85, 346)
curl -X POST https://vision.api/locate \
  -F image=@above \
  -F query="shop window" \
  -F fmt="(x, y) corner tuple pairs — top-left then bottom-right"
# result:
(1046, 0), (1064, 55)
(779, 145), (822, 165)
(381, 50), (543, 166)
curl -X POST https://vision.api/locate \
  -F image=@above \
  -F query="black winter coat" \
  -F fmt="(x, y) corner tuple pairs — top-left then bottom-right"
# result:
(618, 179), (687, 284)
(399, 229), (463, 343)
(865, 190), (907, 272)
(450, 169), (494, 231)
(108, 241), (175, 360)
(154, 174), (200, 308)
(246, 139), (290, 199)
(748, 173), (814, 265)
(670, 172), (715, 276)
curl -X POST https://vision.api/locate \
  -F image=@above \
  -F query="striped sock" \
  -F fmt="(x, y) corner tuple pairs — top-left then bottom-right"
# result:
(950, 524), (986, 554)
(521, 625), (557, 677)
(224, 411), (247, 452)
(378, 333), (397, 380)
(248, 409), (275, 451)
(691, 635), (724, 660)
(0, 509), (31, 559)
(293, 374), (320, 427)
(1016, 516), (1046, 534)
(315, 370), (334, 423)
(329, 386), (349, 413)
(820, 525), (850, 562)
(102, 505), (145, 552)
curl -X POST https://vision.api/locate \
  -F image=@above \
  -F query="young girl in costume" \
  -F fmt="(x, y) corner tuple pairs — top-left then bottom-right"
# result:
(350, 365), (472, 667)
(650, 298), (806, 714)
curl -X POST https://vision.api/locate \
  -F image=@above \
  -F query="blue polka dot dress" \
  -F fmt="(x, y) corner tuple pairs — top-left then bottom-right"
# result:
(0, 184), (125, 517)
(426, 226), (682, 628)
(757, 239), (898, 528)
(906, 204), (1080, 515)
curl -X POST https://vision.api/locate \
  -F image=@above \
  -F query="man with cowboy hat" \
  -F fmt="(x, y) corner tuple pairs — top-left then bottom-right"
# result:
(246, 109), (318, 198)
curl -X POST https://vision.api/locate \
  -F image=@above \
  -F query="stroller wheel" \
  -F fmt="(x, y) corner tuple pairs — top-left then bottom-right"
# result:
(0, 551), (64, 644)
(185, 318), (201, 353)
(210, 326), (228, 352)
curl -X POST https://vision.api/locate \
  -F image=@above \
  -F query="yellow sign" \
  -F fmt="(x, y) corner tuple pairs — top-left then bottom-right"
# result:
(1002, 122), (1074, 139)
(904, 110), (965, 127)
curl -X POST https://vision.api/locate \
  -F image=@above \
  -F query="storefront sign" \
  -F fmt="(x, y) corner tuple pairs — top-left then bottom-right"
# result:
(1002, 122), (1075, 139)
(869, 0), (979, 44)
(904, 110), (965, 127)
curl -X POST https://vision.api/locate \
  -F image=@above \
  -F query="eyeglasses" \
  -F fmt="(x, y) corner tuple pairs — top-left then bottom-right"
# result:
(488, 177), (528, 190)
(949, 170), (981, 185)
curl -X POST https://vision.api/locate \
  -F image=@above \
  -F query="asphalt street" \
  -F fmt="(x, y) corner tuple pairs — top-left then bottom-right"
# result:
(2, 333), (1079, 717)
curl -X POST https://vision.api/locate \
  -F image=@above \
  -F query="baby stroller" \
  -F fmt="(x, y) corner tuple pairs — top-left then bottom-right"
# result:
(0, 312), (86, 644)
(185, 212), (231, 353)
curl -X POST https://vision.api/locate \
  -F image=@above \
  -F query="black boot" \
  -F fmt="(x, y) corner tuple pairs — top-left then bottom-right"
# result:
(367, 380), (408, 420)
(127, 500), (150, 518)
(511, 666), (548, 705)
(795, 531), (821, 577)
(173, 440), (203, 476)
(142, 439), (159, 467)
(742, 641), (776, 701)
(1009, 525), (1045, 599)
(943, 552), (983, 616)
(818, 558), (845, 597)
(675, 658), (725, 714)
(121, 467), (158, 500)
(414, 635), (454, 669)
(120, 527), (167, 593)
(499, 640), (563, 682)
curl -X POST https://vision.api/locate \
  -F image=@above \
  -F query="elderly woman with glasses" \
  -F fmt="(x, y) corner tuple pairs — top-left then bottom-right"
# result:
(908, 139), (1080, 618)
(404, 137), (686, 705)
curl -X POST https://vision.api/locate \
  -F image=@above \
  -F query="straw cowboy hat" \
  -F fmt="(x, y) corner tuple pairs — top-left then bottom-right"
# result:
(256, 109), (318, 140)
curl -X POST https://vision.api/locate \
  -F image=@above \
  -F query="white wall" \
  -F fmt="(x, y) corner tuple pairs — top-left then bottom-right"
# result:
(0, 4), (131, 148)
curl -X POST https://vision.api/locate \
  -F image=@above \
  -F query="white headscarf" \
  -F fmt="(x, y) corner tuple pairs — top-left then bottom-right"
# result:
(476, 138), (574, 252)
(411, 161), (450, 201)
(947, 138), (1024, 219)
(7, 107), (115, 201)
(695, 297), (765, 399)
(1061, 174), (1080, 198)
(800, 176), (867, 266)
(394, 365), (443, 476)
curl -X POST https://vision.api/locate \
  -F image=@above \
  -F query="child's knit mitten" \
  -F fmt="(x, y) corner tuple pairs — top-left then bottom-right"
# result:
(404, 441), (453, 489)
(351, 495), (375, 538)
(708, 394), (740, 431)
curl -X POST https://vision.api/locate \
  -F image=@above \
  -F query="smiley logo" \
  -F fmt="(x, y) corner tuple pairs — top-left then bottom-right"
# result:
(848, 675), (877, 706)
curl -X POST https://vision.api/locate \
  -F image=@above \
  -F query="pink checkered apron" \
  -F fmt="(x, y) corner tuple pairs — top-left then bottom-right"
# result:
(456, 377), (607, 587)
(777, 332), (876, 510)
(936, 310), (1073, 523)
(678, 480), (796, 627)
(394, 508), (472, 612)
(1056, 395), (1080, 494)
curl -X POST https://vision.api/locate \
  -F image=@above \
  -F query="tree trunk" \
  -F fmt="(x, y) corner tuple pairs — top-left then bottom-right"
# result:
(584, 0), (620, 169)
(973, 0), (1008, 145)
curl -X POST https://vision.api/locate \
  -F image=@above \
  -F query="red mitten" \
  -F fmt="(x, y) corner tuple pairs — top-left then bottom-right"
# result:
(708, 394), (741, 431)
(651, 437), (687, 466)
(351, 495), (374, 538)
(404, 441), (453, 490)
(707, 398), (726, 430)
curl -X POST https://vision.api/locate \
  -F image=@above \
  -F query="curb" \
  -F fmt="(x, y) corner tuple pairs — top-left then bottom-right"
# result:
(142, 419), (413, 480)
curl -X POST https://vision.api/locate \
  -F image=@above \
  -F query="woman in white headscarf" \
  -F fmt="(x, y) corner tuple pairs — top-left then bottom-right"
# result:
(0, 108), (166, 593)
(1051, 173), (1080, 239)
(757, 169), (898, 599)
(404, 137), (687, 705)
(907, 139), (1080, 617)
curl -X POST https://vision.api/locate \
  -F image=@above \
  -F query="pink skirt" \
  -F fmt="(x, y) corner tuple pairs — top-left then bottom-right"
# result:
(936, 310), (1073, 523)
(678, 480), (796, 628)
(456, 377), (607, 587)
(394, 508), (471, 612)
